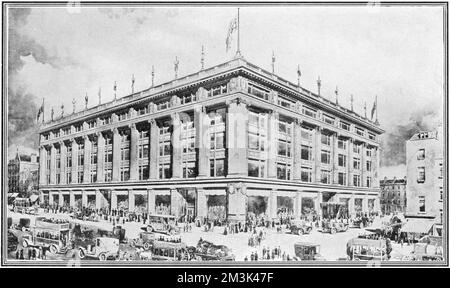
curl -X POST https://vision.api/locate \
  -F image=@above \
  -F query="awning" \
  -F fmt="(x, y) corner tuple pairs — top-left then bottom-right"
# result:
(401, 219), (434, 234)
(29, 195), (39, 203)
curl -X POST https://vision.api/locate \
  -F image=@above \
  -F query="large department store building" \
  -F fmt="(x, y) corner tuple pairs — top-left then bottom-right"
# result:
(37, 56), (384, 221)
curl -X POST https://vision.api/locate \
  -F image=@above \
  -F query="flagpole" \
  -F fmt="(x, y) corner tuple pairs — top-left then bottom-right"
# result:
(237, 7), (240, 57)
(375, 95), (379, 125)
(42, 98), (45, 123)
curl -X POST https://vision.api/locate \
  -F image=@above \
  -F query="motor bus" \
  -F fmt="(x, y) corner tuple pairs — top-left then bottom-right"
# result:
(22, 217), (71, 254)
(150, 240), (189, 261)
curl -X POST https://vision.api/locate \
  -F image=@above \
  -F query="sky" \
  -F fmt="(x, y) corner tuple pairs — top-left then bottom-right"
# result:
(7, 4), (445, 179)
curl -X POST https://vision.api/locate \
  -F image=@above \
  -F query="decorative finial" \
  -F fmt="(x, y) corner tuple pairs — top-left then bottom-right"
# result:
(131, 74), (135, 94)
(174, 56), (179, 79)
(151, 65), (155, 87)
(350, 94), (354, 112)
(85, 92), (88, 109)
(334, 86), (339, 105)
(364, 101), (367, 118)
(271, 51), (275, 74)
(51, 107), (54, 121)
(61, 104), (65, 118)
(201, 45), (205, 70)
(297, 65), (301, 90)
(317, 76), (321, 96)
(98, 87), (102, 105)
(113, 81), (117, 100)
(72, 98), (76, 114)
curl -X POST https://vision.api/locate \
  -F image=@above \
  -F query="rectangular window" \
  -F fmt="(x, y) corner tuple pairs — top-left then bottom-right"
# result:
(417, 167), (425, 183)
(301, 128), (312, 141)
(417, 149), (425, 160)
(276, 163), (291, 180)
(247, 83), (269, 100)
(321, 150), (331, 164)
(66, 172), (72, 184)
(248, 159), (265, 178)
(277, 96), (295, 109)
(120, 168), (130, 181)
(337, 139), (347, 150)
(338, 172), (347, 185)
(182, 161), (196, 178)
(158, 164), (171, 179)
(322, 114), (335, 125)
(139, 165), (149, 180)
(338, 154), (347, 167)
(366, 177), (372, 188)
(419, 196), (426, 213)
(104, 169), (112, 182)
(321, 134), (331, 146)
(353, 174), (361, 187)
(302, 105), (317, 118)
(353, 158), (361, 170)
(340, 121), (350, 131)
(90, 170), (97, 183)
(353, 144), (361, 154)
(301, 167), (312, 182)
(355, 127), (365, 136)
(366, 148), (372, 157)
(321, 170), (331, 184)
(366, 161), (372, 172)
(210, 159), (225, 177)
(368, 133), (376, 140)
(277, 141), (291, 157)
(301, 145), (312, 161)
(139, 144), (149, 159)
(77, 171), (84, 183)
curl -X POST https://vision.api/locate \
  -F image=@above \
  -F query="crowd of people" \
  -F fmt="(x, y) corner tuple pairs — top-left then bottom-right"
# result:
(245, 246), (293, 261)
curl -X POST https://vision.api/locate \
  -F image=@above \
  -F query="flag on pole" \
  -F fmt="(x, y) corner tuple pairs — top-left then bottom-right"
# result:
(371, 96), (377, 120)
(225, 14), (238, 52)
(36, 98), (44, 123)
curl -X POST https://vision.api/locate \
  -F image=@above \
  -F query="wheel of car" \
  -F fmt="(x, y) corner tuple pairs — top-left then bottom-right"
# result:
(143, 242), (151, 250)
(50, 245), (58, 254)
(22, 240), (28, 248)
(331, 228), (337, 234)
(99, 253), (107, 261)
(298, 228), (304, 235)
(196, 255), (202, 261)
(147, 226), (153, 233)
(78, 248), (86, 259)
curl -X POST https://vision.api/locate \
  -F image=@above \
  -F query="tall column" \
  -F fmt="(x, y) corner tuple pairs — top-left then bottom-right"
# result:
(374, 146), (380, 187)
(58, 191), (64, 206)
(362, 196), (369, 213)
(82, 190), (88, 208)
(374, 197), (381, 213)
(69, 191), (75, 207)
(227, 184), (247, 222)
(315, 191), (323, 217)
(97, 132), (105, 182)
(268, 190), (278, 219)
(293, 119), (302, 180)
(95, 189), (102, 210)
(83, 136), (91, 183)
(267, 112), (278, 179)
(314, 127), (322, 183)
(112, 128), (121, 181)
(361, 143), (367, 187)
(49, 192), (54, 206)
(196, 188), (207, 218)
(347, 138), (354, 187)
(60, 142), (67, 184)
(129, 124), (139, 181)
(71, 139), (79, 184)
(171, 113), (182, 178)
(294, 191), (303, 218)
(349, 193), (355, 217)
(148, 119), (159, 179)
(147, 188), (155, 215)
(128, 189), (135, 212)
(110, 190), (117, 210)
(226, 99), (248, 176)
(50, 144), (56, 184)
(39, 146), (46, 185)
(170, 188), (182, 217)
(332, 133), (339, 184)
(195, 106), (210, 177)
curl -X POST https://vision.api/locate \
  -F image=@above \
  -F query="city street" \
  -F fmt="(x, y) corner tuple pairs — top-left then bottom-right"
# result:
(7, 210), (414, 262)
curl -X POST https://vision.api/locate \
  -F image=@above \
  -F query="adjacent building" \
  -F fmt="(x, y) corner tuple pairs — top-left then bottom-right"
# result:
(37, 56), (384, 221)
(405, 130), (444, 235)
(380, 176), (407, 215)
(8, 150), (39, 196)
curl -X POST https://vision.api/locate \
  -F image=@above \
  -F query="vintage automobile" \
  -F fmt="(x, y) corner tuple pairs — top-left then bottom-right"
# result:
(143, 214), (180, 235)
(410, 236), (443, 261)
(321, 220), (349, 234)
(77, 237), (120, 261)
(346, 237), (391, 261)
(289, 219), (313, 235)
(8, 230), (19, 253)
(293, 242), (325, 261)
(22, 217), (71, 254)
(150, 240), (189, 261)
(188, 239), (235, 261)
(13, 198), (37, 215)
(12, 218), (31, 232)
(132, 231), (156, 250)
(352, 216), (370, 229)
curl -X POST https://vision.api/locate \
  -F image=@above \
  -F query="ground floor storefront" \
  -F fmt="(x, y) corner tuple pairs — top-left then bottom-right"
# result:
(39, 178), (380, 221)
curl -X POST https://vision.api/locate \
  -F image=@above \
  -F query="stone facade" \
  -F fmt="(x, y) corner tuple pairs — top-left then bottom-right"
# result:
(38, 57), (383, 221)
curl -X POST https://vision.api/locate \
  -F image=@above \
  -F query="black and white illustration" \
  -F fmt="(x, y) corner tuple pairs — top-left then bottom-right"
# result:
(2, 1), (447, 266)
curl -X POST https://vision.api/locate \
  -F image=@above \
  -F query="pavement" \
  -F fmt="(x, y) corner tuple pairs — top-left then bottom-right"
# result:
(6, 210), (415, 262)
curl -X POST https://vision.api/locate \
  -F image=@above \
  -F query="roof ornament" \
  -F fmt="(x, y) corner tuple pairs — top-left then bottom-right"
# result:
(131, 74), (135, 94)
(334, 86), (339, 105)
(98, 87), (102, 105)
(174, 56), (179, 79)
(350, 94), (354, 112)
(85, 92), (88, 109)
(113, 81), (117, 100)
(297, 64), (301, 91)
(151, 65), (155, 88)
(201, 45), (205, 70)
(271, 50), (275, 74)
(317, 76), (321, 96)
(61, 103), (65, 118)
(72, 98), (76, 114)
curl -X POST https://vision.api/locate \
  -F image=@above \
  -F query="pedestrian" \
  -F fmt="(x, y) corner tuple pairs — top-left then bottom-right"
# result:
(15, 250), (19, 259)
(32, 248), (37, 260)
(27, 248), (31, 260)
(20, 249), (24, 260)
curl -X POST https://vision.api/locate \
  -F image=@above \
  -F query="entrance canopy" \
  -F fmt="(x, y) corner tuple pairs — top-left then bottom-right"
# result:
(401, 219), (434, 234)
